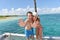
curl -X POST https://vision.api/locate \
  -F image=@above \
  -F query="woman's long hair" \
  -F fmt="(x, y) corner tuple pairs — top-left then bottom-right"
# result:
(36, 16), (40, 22)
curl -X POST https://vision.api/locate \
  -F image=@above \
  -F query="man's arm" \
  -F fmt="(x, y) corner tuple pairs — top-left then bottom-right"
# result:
(18, 19), (25, 27)
(18, 19), (28, 27)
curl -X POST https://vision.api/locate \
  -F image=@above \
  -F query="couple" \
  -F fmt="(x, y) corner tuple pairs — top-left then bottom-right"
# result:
(19, 11), (42, 40)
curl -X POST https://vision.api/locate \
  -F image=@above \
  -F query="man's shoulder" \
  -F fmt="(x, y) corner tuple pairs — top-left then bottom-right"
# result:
(25, 19), (29, 22)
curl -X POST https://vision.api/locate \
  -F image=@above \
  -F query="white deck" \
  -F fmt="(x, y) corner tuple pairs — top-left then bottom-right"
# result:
(0, 33), (60, 40)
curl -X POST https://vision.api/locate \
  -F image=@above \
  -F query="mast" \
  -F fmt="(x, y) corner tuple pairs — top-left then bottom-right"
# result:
(34, 0), (37, 13)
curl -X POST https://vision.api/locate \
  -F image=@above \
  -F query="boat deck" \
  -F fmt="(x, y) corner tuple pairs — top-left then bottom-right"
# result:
(0, 33), (60, 40)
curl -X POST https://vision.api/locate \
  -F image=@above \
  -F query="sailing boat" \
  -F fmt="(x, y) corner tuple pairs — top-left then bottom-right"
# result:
(0, 0), (60, 40)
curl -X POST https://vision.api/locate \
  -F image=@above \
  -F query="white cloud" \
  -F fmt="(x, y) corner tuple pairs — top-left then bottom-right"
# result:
(0, 6), (60, 16)
(40, 7), (60, 14)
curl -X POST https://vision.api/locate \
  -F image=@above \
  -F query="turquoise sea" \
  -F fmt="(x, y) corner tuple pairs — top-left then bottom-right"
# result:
(0, 14), (60, 36)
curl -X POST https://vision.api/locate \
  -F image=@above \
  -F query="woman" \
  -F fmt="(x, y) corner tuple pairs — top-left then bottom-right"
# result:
(32, 12), (42, 40)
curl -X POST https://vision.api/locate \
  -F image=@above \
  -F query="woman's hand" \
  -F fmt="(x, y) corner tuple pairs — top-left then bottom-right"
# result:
(32, 22), (37, 28)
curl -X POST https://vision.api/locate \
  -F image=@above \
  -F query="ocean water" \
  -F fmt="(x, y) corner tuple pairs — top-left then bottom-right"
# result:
(0, 14), (60, 36)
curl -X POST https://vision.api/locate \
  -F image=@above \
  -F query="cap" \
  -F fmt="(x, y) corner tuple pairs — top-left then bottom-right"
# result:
(33, 12), (38, 16)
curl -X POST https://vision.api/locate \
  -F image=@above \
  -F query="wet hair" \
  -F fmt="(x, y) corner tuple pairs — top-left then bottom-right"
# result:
(26, 11), (33, 16)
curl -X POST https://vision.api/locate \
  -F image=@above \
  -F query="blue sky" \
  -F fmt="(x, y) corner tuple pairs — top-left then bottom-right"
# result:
(0, 0), (60, 9)
(0, 0), (60, 15)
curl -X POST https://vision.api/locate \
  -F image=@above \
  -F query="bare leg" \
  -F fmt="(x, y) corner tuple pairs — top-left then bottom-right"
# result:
(36, 28), (39, 40)
(30, 35), (34, 40)
(36, 36), (39, 40)
(39, 27), (42, 40)
(36, 34), (39, 40)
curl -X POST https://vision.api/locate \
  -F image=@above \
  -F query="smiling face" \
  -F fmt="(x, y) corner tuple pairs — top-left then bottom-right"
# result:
(27, 12), (33, 19)
(28, 13), (33, 19)
(33, 16), (37, 21)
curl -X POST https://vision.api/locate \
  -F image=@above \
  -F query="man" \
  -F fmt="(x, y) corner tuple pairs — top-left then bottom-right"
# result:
(19, 11), (34, 40)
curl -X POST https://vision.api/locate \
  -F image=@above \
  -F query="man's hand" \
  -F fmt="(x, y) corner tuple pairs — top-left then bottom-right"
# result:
(18, 19), (25, 27)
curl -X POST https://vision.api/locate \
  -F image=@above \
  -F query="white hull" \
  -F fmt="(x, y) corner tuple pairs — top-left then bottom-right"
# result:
(0, 33), (60, 40)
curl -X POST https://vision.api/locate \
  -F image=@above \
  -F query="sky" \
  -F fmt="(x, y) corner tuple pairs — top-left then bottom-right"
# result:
(0, 0), (60, 15)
